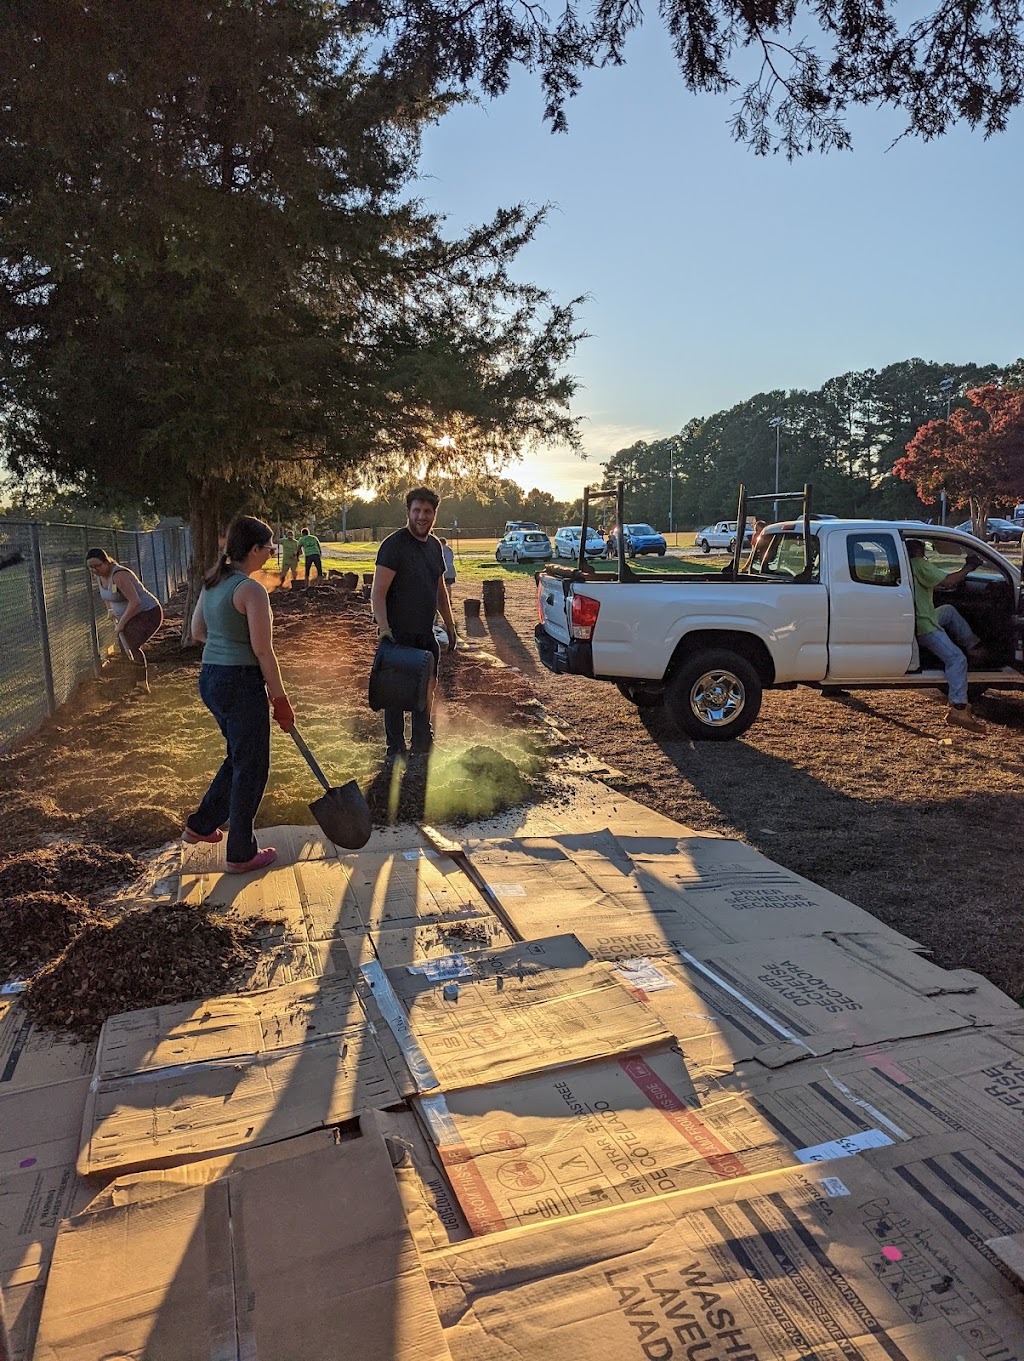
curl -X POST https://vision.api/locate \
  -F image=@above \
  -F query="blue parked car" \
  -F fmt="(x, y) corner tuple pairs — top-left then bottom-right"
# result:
(607, 523), (667, 558)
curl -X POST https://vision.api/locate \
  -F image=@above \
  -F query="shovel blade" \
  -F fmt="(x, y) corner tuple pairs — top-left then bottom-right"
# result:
(309, 780), (372, 850)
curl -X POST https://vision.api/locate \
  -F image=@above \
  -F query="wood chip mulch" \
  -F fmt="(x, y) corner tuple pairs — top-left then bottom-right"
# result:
(24, 902), (269, 1039)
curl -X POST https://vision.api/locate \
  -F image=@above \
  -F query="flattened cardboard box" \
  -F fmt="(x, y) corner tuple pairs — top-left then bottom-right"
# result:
(621, 832), (926, 949)
(733, 1027), (1024, 1169)
(361, 1109), (472, 1255)
(458, 835), (724, 952)
(381, 935), (674, 1093)
(673, 934), (988, 1066)
(333, 849), (490, 935)
(416, 1049), (793, 1235)
(36, 1133), (453, 1361)
(426, 1159), (1024, 1361)
(78, 975), (406, 1176)
(0, 1078), (94, 1361)
(0, 1000), (96, 1094)
(342, 919), (511, 973)
(176, 858), (306, 938)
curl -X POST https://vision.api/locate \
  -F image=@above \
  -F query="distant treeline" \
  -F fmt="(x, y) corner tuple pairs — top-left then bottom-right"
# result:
(602, 357), (1024, 529)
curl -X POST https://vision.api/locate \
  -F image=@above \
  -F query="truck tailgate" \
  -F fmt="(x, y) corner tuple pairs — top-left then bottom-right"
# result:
(536, 572), (571, 643)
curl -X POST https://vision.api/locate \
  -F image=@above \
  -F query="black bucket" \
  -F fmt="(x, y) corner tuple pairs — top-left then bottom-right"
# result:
(368, 637), (433, 712)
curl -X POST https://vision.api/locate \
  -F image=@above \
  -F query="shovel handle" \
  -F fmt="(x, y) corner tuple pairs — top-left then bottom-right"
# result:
(289, 726), (332, 792)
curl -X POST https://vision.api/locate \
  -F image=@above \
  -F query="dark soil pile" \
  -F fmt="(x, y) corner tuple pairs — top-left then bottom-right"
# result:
(0, 843), (142, 900)
(25, 902), (269, 1039)
(0, 891), (105, 973)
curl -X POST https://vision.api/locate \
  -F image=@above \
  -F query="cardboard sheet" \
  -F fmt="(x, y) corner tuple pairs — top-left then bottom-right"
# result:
(416, 1049), (793, 1234)
(36, 1132), (453, 1361)
(342, 920), (511, 973)
(0, 1079), (94, 1361)
(176, 859), (306, 938)
(675, 934), (983, 1066)
(736, 1027), (1024, 1166)
(337, 850), (490, 933)
(361, 1109), (472, 1254)
(382, 935), (675, 1092)
(78, 975), (406, 1176)
(426, 1160), (1024, 1360)
(0, 1000), (97, 1093)
(620, 832), (925, 948)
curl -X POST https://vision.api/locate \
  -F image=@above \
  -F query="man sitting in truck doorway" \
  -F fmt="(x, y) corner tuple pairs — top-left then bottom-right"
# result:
(906, 538), (987, 735)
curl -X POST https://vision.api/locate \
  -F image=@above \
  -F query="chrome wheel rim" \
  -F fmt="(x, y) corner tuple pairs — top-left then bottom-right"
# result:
(690, 669), (745, 727)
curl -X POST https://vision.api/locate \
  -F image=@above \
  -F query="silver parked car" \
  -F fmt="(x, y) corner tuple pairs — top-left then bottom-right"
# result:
(495, 529), (552, 563)
(553, 526), (606, 559)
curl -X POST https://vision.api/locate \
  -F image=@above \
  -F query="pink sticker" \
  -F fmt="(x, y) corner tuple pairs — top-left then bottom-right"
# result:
(19, 1157), (36, 1169)
(881, 1246), (903, 1263)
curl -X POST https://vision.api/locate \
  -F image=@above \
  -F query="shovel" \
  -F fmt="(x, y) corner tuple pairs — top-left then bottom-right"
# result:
(289, 727), (372, 850)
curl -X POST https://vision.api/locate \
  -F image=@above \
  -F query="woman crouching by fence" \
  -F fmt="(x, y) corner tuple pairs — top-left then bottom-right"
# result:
(86, 548), (164, 692)
(184, 516), (294, 874)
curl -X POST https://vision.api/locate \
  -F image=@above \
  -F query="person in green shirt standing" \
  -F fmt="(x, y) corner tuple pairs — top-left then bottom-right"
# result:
(298, 527), (322, 583)
(279, 529), (300, 586)
(907, 538), (987, 734)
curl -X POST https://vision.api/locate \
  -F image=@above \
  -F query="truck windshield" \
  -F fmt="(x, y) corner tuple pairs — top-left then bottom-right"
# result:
(747, 532), (820, 582)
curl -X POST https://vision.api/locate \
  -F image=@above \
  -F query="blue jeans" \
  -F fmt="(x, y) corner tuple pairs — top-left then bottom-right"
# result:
(918, 604), (980, 706)
(189, 665), (270, 863)
(383, 632), (439, 754)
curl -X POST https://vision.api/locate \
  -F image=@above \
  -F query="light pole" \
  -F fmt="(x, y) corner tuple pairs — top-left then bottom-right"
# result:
(768, 416), (784, 519)
(938, 378), (954, 525)
(668, 442), (674, 537)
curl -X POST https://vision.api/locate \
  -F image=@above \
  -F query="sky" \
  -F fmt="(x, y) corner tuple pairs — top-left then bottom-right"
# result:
(415, 23), (1024, 501)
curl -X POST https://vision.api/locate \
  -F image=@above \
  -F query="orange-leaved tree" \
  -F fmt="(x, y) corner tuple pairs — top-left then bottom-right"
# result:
(894, 385), (1024, 536)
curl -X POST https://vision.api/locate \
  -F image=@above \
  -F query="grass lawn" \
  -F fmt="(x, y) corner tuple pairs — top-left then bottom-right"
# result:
(312, 538), (710, 585)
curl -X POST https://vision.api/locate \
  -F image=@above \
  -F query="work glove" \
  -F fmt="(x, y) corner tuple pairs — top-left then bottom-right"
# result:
(965, 553), (983, 572)
(271, 695), (296, 733)
(447, 629), (458, 653)
(377, 626), (394, 642)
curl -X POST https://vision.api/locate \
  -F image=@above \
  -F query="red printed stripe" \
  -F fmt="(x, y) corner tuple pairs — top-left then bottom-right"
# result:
(619, 1054), (750, 1181)
(438, 1143), (509, 1235)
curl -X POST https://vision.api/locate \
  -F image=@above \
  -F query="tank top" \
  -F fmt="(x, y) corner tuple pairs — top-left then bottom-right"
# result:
(98, 565), (160, 620)
(200, 572), (261, 667)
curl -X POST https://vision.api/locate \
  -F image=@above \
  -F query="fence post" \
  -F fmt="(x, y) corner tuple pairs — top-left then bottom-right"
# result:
(82, 527), (103, 676)
(28, 524), (57, 717)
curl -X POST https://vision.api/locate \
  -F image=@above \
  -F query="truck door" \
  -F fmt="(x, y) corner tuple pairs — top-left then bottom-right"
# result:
(825, 530), (915, 678)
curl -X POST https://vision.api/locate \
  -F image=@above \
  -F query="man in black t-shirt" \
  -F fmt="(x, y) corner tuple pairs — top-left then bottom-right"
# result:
(371, 486), (459, 758)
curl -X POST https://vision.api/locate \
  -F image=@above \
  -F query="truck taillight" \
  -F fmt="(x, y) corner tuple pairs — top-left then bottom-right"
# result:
(570, 593), (600, 640)
(536, 579), (545, 624)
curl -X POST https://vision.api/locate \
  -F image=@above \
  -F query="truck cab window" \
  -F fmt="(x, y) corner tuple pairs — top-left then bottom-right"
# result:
(752, 533), (820, 582)
(848, 534), (901, 587)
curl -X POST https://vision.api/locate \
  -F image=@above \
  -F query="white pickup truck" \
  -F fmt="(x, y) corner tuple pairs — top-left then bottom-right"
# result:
(535, 515), (1024, 739)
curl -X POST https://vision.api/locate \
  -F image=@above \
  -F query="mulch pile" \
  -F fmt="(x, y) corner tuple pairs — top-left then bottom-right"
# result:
(0, 892), (107, 974)
(0, 843), (142, 900)
(24, 902), (269, 1039)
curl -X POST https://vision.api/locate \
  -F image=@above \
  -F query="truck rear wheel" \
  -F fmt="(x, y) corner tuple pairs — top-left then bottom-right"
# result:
(664, 650), (762, 740)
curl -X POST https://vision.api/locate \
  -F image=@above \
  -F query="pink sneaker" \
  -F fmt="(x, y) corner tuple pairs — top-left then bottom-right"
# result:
(182, 827), (224, 845)
(225, 847), (277, 874)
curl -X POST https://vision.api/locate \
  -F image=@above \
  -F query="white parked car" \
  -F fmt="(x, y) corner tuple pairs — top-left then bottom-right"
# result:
(693, 521), (753, 553)
(553, 526), (606, 560)
(495, 529), (552, 563)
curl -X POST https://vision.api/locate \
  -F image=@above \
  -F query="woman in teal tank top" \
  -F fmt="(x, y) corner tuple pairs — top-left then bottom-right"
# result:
(183, 516), (295, 873)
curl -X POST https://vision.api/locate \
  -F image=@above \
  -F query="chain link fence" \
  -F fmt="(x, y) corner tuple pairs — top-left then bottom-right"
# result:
(0, 519), (191, 750)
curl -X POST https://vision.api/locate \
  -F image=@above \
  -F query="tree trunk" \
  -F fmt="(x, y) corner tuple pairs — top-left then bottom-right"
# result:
(181, 481), (224, 645)
(968, 495), (991, 541)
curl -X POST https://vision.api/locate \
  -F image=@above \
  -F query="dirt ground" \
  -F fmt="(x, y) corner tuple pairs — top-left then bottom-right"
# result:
(488, 577), (1024, 1002)
(2, 569), (1022, 1009)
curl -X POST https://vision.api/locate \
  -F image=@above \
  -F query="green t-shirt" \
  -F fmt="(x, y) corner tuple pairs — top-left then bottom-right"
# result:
(280, 536), (300, 564)
(298, 534), (320, 556)
(910, 556), (948, 635)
